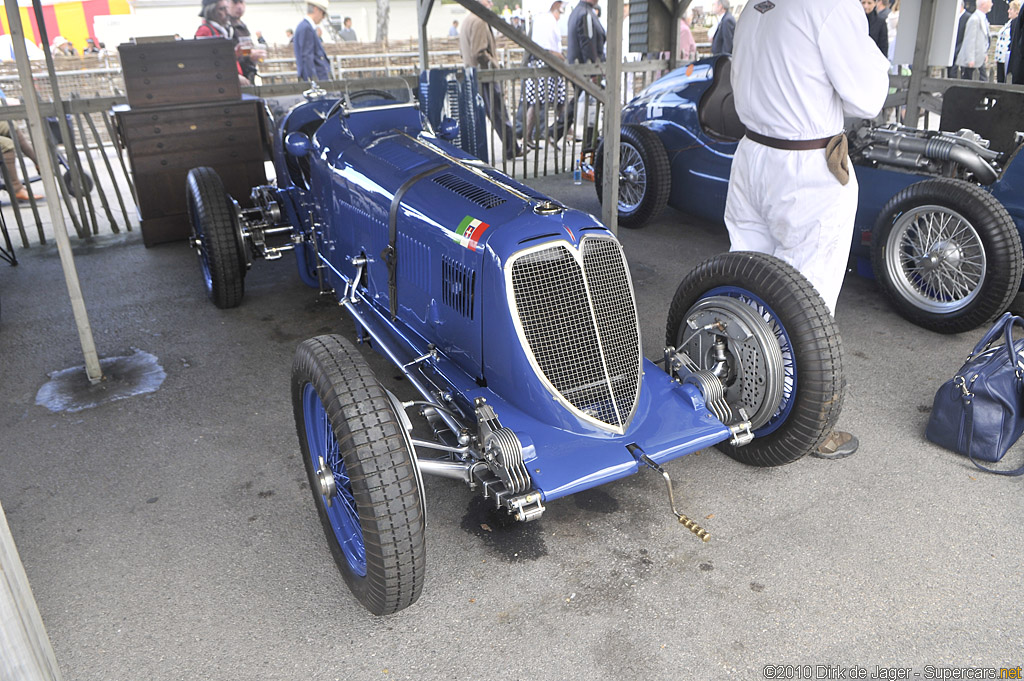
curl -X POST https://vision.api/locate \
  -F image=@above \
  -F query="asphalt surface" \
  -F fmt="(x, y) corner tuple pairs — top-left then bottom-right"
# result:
(1, 174), (1022, 681)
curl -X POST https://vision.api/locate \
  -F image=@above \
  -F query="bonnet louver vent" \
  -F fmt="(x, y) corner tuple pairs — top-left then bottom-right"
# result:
(433, 173), (506, 209)
(442, 255), (475, 319)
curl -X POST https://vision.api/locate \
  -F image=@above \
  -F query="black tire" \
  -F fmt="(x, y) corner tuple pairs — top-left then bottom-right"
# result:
(186, 167), (245, 309)
(63, 168), (94, 197)
(871, 178), (1023, 334)
(292, 334), (426, 615)
(594, 124), (671, 228)
(666, 252), (844, 466)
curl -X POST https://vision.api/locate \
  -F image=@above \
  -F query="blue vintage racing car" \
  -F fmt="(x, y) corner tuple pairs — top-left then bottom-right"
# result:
(597, 56), (1024, 335)
(185, 79), (845, 615)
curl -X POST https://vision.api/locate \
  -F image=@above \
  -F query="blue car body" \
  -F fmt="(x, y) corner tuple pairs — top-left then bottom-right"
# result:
(268, 92), (731, 504)
(620, 57), (1024, 278)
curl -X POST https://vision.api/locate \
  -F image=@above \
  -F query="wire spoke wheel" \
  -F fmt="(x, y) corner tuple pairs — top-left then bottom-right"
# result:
(302, 382), (366, 576)
(594, 124), (670, 228)
(887, 204), (985, 313)
(292, 334), (426, 615)
(872, 178), (1022, 334)
(617, 142), (647, 213)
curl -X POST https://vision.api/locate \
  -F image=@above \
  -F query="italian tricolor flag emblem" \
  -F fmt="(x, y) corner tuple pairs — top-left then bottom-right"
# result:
(455, 216), (490, 251)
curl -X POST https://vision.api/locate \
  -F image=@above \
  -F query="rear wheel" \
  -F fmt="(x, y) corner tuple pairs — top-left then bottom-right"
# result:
(186, 166), (245, 309)
(666, 252), (844, 466)
(292, 334), (426, 615)
(595, 124), (671, 228)
(871, 178), (1022, 334)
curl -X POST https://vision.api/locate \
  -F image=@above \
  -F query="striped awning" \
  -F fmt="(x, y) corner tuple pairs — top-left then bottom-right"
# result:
(0, 0), (131, 53)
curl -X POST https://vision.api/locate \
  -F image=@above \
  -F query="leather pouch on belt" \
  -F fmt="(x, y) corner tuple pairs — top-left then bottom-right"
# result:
(825, 133), (849, 186)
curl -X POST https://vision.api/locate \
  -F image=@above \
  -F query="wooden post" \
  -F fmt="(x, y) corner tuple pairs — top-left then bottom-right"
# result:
(418, 0), (434, 71)
(0, 499), (64, 681)
(904, 0), (937, 127)
(4, 0), (103, 384)
(603, 0), (624, 234)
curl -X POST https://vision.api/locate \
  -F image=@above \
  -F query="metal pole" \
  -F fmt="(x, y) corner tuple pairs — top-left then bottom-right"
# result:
(0, 498), (64, 681)
(4, 0), (103, 384)
(602, 0), (623, 234)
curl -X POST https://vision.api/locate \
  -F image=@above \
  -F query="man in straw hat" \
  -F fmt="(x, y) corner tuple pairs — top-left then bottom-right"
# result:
(294, 0), (331, 82)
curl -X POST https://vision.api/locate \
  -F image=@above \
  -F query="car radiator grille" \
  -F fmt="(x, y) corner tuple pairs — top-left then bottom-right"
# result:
(509, 237), (641, 432)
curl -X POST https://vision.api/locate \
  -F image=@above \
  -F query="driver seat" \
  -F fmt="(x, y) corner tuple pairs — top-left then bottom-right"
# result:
(698, 57), (747, 143)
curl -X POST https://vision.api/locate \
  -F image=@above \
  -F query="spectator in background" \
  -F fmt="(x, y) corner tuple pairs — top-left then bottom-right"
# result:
(710, 0), (735, 56)
(227, 0), (265, 85)
(523, 0), (567, 149)
(459, 0), (520, 159)
(50, 36), (77, 56)
(83, 38), (101, 55)
(0, 35), (46, 61)
(196, 0), (233, 40)
(1010, 0), (1024, 82)
(885, 1), (899, 64)
(294, 0), (331, 81)
(678, 8), (697, 62)
(996, 1), (1019, 82)
(950, 0), (975, 78)
(286, 28), (294, 43)
(1, 120), (41, 202)
(449, 20), (460, 37)
(339, 17), (358, 41)
(567, 0), (606, 143)
(862, 0), (888, 56)
(957, 0), (992, 80)
(255, 30), (267, 45)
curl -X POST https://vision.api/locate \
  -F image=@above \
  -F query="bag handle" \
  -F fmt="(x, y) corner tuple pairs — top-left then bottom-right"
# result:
(968, 312), (1016, 360)
(969, 448), (1024, 476)
(1002, 314), (1024, 379)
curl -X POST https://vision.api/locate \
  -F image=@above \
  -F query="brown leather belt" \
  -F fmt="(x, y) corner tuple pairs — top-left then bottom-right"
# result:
(745, 129), (834, 150)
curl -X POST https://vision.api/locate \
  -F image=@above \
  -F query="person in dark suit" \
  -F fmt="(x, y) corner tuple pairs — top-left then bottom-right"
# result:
(1008, 3), (1024, 82)
(862, 0), (888, 56)
(711, 0), (736, 56)
(294, 0), (331, 82)
(949, 0), (976, 78)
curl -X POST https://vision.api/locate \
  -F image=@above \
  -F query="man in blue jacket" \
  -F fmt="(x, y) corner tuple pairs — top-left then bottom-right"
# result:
(294, 0), (331, 82)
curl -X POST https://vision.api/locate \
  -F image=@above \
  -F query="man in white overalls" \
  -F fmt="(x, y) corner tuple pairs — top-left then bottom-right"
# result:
(725, 0), (890, 458)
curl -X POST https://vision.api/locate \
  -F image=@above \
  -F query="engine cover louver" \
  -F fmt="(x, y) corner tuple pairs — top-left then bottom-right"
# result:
(433, 172), (506, 209)
(508, 237), (642, 433)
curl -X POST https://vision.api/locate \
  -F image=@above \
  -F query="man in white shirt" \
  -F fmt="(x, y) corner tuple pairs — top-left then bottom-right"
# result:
(725, 0), (890, 458)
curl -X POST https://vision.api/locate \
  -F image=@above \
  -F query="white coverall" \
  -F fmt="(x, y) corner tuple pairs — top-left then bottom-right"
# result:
(725, 0), (890, 314)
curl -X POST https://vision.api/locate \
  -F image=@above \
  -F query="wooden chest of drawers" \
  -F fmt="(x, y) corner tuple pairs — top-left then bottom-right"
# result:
(114, 97), (268, 247)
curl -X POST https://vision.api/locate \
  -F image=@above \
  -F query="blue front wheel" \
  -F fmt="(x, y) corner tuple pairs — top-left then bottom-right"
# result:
(292, 334), (426, 615)
(666, 252), (844, 466)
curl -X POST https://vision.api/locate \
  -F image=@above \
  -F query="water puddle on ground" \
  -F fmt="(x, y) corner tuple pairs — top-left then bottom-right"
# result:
(35, 348), (166, 413)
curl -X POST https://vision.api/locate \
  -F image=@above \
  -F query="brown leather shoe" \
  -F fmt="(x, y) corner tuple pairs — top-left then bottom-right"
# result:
(811, 430), (859, 459)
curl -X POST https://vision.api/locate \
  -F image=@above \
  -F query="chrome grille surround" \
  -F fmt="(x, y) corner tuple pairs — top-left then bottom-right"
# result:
(506, 236), (642, 433)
